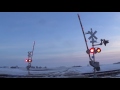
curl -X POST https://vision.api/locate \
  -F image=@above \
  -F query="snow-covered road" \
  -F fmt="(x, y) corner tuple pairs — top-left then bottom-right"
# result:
(0, 64), (120, 78)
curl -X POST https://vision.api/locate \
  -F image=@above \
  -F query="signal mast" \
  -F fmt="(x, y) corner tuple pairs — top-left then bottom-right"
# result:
(25, 41), (35, 74)
(77, 14), (109, 78)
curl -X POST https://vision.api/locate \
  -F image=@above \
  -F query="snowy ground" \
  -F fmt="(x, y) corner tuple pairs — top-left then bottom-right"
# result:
(1, 64), (120, 78)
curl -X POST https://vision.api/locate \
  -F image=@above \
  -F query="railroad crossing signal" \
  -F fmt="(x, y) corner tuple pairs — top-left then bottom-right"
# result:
(25, 41), (35, 74)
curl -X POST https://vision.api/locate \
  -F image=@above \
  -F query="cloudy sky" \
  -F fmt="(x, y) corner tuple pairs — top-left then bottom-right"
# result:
(0, 12), (120, 67)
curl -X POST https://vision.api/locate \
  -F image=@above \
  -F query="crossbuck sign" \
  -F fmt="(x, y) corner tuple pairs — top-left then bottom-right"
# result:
(86, 29), (98, 44)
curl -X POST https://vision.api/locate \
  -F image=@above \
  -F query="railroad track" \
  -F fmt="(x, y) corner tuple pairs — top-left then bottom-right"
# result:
(0, 74), (46, 78)
(81, 69), (120, 77)
(1, 69), (120, 78)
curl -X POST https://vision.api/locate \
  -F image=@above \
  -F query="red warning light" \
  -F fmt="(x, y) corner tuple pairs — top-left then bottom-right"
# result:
(25, 59), (28, 62)
(25, 59), (32, 62)
(90, 48), (95, 53)
(96, 48), (101, 53)
(29, 59), (32, 62)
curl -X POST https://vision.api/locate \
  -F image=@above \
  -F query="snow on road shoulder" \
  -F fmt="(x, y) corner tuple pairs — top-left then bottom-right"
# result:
(0, 68), (27, 75)
(100, 64), (120, 71)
